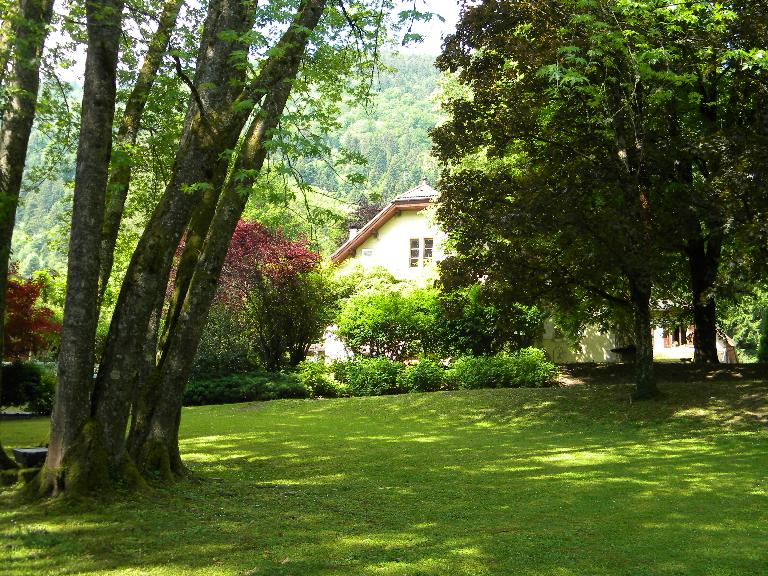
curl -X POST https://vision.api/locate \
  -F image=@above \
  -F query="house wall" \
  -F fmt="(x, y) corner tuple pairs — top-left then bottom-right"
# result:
(339, 209), (446, 280)
(540, 322), (619, 363)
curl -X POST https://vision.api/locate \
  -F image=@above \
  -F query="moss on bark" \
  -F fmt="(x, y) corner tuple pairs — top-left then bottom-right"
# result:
(28, 420), (112, 499)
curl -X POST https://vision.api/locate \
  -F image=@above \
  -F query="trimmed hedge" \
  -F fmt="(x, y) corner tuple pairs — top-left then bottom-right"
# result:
(182, 348), (558, 406)
(183, 372), (309, 406)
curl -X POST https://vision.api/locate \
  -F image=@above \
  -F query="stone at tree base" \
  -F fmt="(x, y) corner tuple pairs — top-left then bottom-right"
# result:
(12, 448), (48, 468)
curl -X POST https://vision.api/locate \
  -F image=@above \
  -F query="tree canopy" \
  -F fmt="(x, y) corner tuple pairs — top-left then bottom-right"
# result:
(433, 0), (768, 397)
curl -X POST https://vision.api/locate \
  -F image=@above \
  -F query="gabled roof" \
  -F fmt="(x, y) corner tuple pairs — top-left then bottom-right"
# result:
(331, 181), (439, 265)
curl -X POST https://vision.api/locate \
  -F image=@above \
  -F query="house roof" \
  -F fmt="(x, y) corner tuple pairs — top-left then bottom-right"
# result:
(331, 181), (439, 265)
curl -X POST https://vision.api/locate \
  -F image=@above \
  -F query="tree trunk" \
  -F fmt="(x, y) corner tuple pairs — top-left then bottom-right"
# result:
(685, 232), (722, 364)
(40, 0), (123, 497)
(630, 279), (658, 400)
(96, 0), (182, 310)
(93, 0), (258, 467)
(0, 0), (54, 472)
(130, 0), (327, 478)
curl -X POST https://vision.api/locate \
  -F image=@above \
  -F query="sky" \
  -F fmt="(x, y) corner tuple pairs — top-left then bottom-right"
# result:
(52, 0), (463, 83)
(399, 0), (462, 54)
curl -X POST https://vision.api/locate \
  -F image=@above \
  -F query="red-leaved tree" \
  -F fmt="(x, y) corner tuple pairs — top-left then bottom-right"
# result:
(209, 220), (334, 371)
(4, 268), (60, 360)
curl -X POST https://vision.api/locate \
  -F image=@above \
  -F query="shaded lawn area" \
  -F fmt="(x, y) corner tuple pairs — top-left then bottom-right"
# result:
(1, 379), (767, 575)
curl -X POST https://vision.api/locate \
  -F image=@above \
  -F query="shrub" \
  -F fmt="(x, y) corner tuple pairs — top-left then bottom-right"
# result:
(398, 359), (445, 392)
(183, 372), (309, 406)
(0, 362), (56, 414)
(335, 288), (437, 361)
(192, 303), (261, 379)
(26, 366), (56, 414)
(508, 347), (559, 387)
(446, 349), (558, 390)
(446, 355), (506, 390)
(296, 360), (347, 398)
(339, 357), (405, 396)
(433, 285), (546, 356)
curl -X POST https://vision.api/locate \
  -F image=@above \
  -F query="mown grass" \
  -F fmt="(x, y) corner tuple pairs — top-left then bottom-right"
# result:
(1, 378), (767, 575)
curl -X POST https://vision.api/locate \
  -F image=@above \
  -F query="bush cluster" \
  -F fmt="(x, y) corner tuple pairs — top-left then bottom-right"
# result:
(445, 348), (557, 389)
(0, 361), (56, 414)
(182, 348), (558, 406)
(183, 372), (309, 406)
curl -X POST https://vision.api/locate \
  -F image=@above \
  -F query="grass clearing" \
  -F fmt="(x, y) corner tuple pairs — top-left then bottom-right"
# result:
(1, 377), (767, 575)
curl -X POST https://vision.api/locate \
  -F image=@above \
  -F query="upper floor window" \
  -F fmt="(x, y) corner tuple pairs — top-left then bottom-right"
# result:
(409, 239), (420, 267)
(423, 238), (433, 263)
(409, 237), (435, 267)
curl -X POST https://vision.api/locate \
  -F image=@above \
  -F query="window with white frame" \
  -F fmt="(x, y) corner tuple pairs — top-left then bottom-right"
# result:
(409, 237), (435, 267)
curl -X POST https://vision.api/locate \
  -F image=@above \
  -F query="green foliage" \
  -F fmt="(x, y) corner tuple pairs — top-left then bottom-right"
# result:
(758, 314), (768, 363)
(0, 362), (55, 414)
(446, 349), (557, 390)
(336, 278), (544, 360)
(397, 359), (445, 393)
(508, 348), (559, 388)
(337, 357), (405, 397)
(335, 287), (437, 361)
(432, 284), (545, 356)
(295, 360), (347, 398)
(433, 0), (768, 380)
(719, 288), (768, 363)
(294, 53), (441, 204)
(192, 304), (262, 379)
(183, 372), (309, 406)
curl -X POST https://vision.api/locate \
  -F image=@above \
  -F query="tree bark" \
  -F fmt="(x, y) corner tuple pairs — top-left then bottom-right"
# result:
(684, 231), (722, 364)
(630, 278), (658, 399)
(41, 0), (123, 497)
(0, 0), (54, 471)
(93, 0), (259, 468)
(96, 0), (182, 310)
(129, 0), (327, 478)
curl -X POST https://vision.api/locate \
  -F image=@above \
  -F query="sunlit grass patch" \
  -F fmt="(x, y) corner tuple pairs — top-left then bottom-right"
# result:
(1, 378), (767, 575)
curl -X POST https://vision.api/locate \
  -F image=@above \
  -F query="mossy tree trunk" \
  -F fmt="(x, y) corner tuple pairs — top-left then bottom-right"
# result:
(129, 0), (327, 479)
(685, 232), (722, 364)
(41, 0), (124, 497)
(630, 278), (658, 400)
(92, 0), (259, 468)
(96, 0), (183, 311)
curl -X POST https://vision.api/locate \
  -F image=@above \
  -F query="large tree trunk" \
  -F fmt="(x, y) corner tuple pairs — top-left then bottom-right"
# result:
(630, 279), (658, 399)
(39, 0), (124, 497)
(130, 0), (327, 478)
(0, 0), (54, 472)
(685, 231), (722, 364)
(96, 0), (182, 309)
(93, 0), (258, 468)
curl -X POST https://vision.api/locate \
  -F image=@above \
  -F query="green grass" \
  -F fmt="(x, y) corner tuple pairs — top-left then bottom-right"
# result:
(1, 379), (767, 575)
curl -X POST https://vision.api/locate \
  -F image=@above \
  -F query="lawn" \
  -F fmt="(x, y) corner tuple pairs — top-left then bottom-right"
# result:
(1, 375), (767, 575)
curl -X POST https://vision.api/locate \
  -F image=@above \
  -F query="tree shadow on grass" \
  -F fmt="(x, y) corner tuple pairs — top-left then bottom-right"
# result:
(1, 380), (767, 575)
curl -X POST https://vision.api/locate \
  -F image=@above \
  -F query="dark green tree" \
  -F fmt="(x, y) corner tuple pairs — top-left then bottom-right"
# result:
(433, 0), (767, 396)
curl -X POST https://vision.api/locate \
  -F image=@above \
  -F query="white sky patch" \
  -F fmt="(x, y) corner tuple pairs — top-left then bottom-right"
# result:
(398, 0), (461, 55)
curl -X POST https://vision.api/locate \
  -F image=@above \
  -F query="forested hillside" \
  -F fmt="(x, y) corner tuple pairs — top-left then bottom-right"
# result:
(296, 53), (441, 202)
(12, 53), (440, 274)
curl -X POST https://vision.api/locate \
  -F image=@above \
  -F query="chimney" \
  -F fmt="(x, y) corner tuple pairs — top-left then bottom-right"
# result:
(348, 227), (359, 240)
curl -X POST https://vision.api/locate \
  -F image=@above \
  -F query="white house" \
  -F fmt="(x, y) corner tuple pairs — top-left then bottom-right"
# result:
(331, 181), (736, 364)
(331, 180), (446, 279)
(331, 181), (621, 363)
